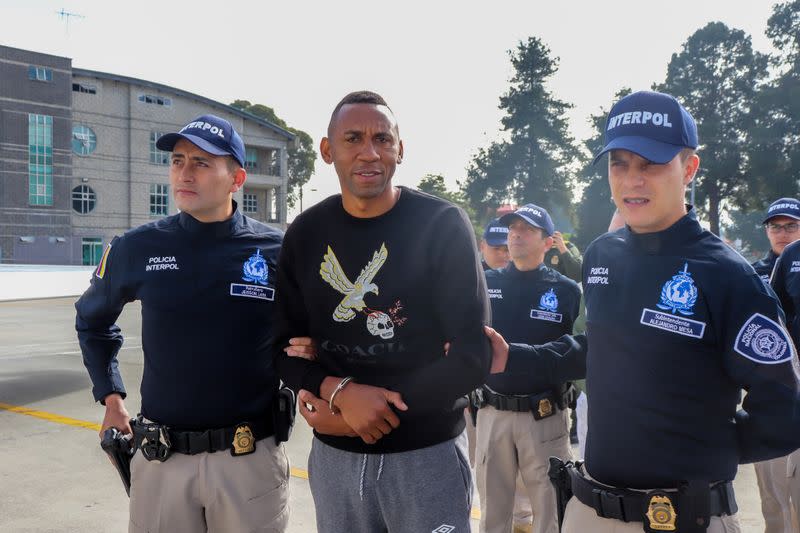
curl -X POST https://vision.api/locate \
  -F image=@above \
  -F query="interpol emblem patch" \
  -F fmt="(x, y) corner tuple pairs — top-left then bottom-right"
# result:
(242, 249), (269, 286)
(734, 313), (794, 364)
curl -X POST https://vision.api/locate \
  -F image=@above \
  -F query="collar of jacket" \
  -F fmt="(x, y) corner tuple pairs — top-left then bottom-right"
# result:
(178, 200), (244, 239)
(623, 205), (703, 255)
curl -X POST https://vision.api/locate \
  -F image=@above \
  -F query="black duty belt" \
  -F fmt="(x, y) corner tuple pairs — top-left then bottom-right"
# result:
(569, 466), (737, 525)
(133, 416), (273, 458)
(479, 386), (560, 420)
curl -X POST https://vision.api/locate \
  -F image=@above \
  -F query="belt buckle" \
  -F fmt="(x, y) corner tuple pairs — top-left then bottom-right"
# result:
(643, 490), (678, 532)
(231, 423), (256, 456)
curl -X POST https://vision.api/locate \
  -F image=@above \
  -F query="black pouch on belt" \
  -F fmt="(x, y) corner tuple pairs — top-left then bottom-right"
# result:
(677, 481), (711, 533)
(272, 387), (296, 445)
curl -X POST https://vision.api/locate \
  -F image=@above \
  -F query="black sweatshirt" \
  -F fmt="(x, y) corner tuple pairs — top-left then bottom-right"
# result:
(75, 204), (283, 430)
(275, 187), (491, 453)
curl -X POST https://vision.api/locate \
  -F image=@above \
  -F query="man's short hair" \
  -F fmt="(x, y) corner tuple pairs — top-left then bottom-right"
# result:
(225, 156), (241, 174)
(679, 148), (696, 162)
(328, 91), (393, 135)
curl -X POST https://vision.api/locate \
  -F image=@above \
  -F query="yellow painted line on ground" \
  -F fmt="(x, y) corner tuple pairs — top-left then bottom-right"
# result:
(0, 401), (482, 519)
(0, 402), (102, 431)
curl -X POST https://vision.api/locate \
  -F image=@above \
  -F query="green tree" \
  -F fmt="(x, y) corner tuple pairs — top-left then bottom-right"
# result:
(418, 174), (482, 238)
(656, 22), (768, 235)
(723, 209), (769, 262)
(572, 88), (632, 250)
(749, 1), (800, 204)
(230, 100), (316, 208)
(460, 37), (581, 217)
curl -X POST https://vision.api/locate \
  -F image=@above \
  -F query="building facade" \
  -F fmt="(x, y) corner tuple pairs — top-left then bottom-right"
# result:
(0, 44), (293, 265)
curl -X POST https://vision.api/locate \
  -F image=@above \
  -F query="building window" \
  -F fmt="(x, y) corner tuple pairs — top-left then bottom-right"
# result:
(266, 149), (280, 175)
(82, 238), (103, 266)
(245, 148), (258, 171)
(243, 193), (258, 213)
(150, 184), (169, 216)
(28, 65), (52, 82)
(72, 124), (97, 155)
(72, 185), (96, 214)
(149, 132), (171, 165)
(72, 82), (97, 94)
(28, 114), (53, 206)
(138, 94), (171, 107)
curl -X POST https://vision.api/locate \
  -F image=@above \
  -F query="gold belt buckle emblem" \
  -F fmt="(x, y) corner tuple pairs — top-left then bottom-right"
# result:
(231, 424), (256, 456)
(537, 398), (553, 418)
(645, 493), (677, 531)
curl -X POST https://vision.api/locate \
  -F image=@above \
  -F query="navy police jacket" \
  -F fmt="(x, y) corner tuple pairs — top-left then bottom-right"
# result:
(75, 203), (283, 430)
(581, 208), (800, 488)
(771, 241), (800, 343)
(752, 250), (779, 285)
(485, 262), (580, 395)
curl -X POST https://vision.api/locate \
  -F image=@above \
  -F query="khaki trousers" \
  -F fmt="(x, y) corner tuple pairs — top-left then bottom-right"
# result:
(755, 454), (799, 533)
(789, 450), (800, 528)
(562, 496), (741, 533)
(129, 437), (289, 533)
(476, 405), (571, 533)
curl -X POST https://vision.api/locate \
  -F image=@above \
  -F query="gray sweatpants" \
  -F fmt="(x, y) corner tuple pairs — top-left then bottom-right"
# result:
(308, 432), (473, 533)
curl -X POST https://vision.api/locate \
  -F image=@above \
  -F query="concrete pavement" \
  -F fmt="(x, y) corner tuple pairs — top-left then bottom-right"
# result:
(0, 298), (767, 532)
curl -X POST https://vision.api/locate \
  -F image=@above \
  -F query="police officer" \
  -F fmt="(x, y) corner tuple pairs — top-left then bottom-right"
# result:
(767, 231), (800, 532)
(76, 114), (309, 533)
(476, 204), (581, 533)
(544, 231), (582, 283)
(488, 91), (800, 533)
(750, 197), (800, 533)
(752, 198), (800, 284)
(481, 217), (511, 271)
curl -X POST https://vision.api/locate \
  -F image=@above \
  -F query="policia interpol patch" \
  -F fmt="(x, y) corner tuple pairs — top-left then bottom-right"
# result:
(734, 313), (794, 364)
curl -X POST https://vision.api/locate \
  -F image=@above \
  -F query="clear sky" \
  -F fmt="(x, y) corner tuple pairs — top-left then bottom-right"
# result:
(0, 0), (780, 219)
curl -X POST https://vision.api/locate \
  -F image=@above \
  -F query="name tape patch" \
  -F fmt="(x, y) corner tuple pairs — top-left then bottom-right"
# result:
(734, 313), (794, 364)
(640, 308), (706, 339)
(530, 309), (563, 323)
(230, 283), (275, 301)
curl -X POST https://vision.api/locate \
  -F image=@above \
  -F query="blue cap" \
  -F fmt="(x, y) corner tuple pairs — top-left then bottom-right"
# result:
(157, 114), (246, 168)
(499, 203), (554, 236)
(763, 198), (800, 224)
(483, 218), (509, 246)
(593, 91), (698, 165)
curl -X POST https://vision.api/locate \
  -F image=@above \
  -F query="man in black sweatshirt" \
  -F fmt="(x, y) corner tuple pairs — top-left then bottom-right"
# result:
(275, 91), (491, 533)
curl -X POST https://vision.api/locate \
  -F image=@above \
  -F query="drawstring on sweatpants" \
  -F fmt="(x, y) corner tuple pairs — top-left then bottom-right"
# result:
(358, 453), (387, 500)
(358, 454), (368, 501)
(376, 454), (385, 481)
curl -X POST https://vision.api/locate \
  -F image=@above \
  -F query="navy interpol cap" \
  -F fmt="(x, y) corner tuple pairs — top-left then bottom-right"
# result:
(763, 198), (800, 224)
(157, 114), (246, 168)
(483, 218), (509, 246)
(593, 91), (698, 165)
(499, 204), (555, 236)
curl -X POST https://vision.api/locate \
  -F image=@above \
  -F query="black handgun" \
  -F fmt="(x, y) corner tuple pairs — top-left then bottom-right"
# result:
(100, 426), (135, 496)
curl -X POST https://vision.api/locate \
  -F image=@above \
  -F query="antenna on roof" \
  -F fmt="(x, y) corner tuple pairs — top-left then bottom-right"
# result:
(55, 8), (85, 33)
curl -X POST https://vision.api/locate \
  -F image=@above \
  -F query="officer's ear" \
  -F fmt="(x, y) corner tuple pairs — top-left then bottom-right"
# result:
(544, 233), (554, 250)
(230, 166), (247, 193)
(682, 151), (700, 186)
